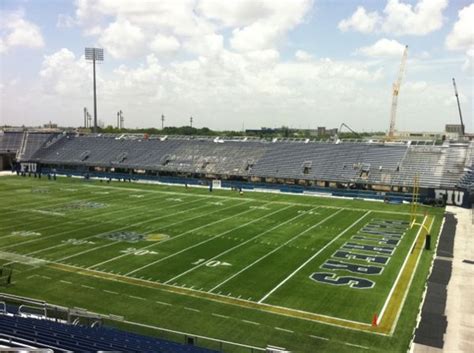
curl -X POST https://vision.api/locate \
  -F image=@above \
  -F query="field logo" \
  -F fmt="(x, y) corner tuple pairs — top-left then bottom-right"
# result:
(310, 273), (374, 289)
(98, 231), (147, 243)
(321, 260), (383, 275)
(333, 251), (389, 265)
(309, 218), (409, 289)
(146, 234), (170, 242)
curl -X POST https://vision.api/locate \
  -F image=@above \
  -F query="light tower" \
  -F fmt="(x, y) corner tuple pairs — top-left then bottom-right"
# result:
(83, 107), (88, 128)
(161, 114), (165, 130)
(85, 47), (104, 133)
(190, 116), (193, 128)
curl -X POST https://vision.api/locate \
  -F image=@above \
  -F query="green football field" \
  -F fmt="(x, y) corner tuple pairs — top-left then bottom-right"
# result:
(0, 175), (444, 352)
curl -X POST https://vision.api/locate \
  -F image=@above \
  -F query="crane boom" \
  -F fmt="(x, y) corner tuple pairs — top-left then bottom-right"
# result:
(388, 45), (408, 138)
(452, 78), (465, 136)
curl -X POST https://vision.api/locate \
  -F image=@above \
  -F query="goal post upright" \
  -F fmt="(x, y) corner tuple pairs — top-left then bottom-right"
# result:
(410, 175), (420, 227)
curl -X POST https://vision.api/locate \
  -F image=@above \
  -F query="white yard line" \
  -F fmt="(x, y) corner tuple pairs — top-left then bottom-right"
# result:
(22, 197), (236, 260)
(126, 202), (281, 276)
(258, 211), (371, 303)
(0, 189), (109, 217)
(2, 192), (193, 250)
(13, 257), (381, 333)
(376, 215), (427, 326)
(59, 280), (72, 285)
(89, 200), (252, 270)
(184, 307), (200, 312)
(242, 320), (260, 325)
(162, 205), (297, 283)
(0, 196), (135, 235)
(209, 208), (342, 292)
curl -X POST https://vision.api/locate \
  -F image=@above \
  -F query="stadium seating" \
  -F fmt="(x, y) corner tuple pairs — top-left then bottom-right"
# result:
(0, 313), (218, 352)
(27, 134), (473, 191)
(2, 130), (472, 193)
(0, 131), (23, 154)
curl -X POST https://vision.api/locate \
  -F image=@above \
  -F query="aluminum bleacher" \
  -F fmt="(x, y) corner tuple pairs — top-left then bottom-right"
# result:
(24, 134), (473, 192)
(0, 131), (23, 154)
(0, 313), (218, 353)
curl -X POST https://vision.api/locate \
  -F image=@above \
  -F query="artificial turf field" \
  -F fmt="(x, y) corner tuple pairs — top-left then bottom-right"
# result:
(0, 175), (444, 352)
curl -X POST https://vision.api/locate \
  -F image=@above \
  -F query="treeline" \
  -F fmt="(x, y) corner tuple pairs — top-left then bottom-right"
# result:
(98, 125), (384, 139)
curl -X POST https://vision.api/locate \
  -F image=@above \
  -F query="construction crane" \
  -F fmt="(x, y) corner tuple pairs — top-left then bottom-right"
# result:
(452, 78), (465, 136)
(338, 123), (360, 138)
(388, 45), (408, 138)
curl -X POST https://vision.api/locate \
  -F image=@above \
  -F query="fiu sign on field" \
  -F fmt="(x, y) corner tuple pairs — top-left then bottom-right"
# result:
(310, 219), (409, 289)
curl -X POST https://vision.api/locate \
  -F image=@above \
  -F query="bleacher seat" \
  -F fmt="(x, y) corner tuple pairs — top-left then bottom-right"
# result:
(0, 313), (218, 353)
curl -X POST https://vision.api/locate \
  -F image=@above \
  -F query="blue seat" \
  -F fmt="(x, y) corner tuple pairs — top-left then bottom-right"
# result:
(0, 314), (218, 352)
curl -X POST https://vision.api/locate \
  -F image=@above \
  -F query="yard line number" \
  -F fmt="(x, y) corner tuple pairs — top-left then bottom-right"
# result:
(192, 258), (232, 268)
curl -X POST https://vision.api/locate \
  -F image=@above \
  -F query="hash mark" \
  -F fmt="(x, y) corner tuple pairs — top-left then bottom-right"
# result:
(275, 327), (293, 333)
(310, 335), (329, 341)
(103, 290), (118, 295)
(212, 313), (229, 319)
(155, 301), (172, 306)
(345, 342), (369, 350)
(129, 295), (146, 301)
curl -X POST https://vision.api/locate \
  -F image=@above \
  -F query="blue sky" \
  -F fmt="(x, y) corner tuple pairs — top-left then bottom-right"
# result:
(1, 0), (472, 132)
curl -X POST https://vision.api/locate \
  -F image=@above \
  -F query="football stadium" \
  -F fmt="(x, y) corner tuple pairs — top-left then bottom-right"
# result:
(0, 128), (473, 352)
(1, 1), (473, 352)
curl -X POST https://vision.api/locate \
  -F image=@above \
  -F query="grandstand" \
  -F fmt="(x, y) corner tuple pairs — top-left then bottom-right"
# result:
(0, 128), (472, 353)
(0, 303), (217, 352)
(3, 131), (472, 208)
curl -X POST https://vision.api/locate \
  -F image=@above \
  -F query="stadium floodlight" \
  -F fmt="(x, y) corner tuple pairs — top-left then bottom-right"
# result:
(85, 47), (104, 133)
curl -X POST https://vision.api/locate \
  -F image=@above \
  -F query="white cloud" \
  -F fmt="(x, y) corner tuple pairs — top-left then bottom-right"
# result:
(357, 38), (406, 57)
(184, 33), (223, 55)
(0, 10), (44, 53)
(338, 6), (380, 33)
(445, 4), (474, 74)
(149, 34), (180, 54)
(99, 19), (146, 59)
(446, 4), (474, 51)
(339, 0), (448, 35)
(0, 38), (6, 54)
(463, 48), (474, 73)
(197, 0), (272, 27)
(229, 0), (312, 52)
(382, 0), (448, 35)
(295, 50), (313, 61)
(39, 48), (90, 96)
(57, 14), (76, 28)
(22, 46), (387, 129)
